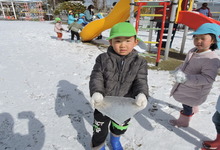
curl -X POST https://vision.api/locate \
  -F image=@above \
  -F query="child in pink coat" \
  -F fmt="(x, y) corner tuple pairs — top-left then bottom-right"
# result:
(169, 23), (220, 127)
(54, 17), (64, 40)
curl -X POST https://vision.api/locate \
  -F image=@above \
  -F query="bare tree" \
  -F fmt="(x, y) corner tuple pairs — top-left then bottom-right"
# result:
(102, 0), (107, 11)
(92, 0), (98, 9)
(92, 0), (107, 11)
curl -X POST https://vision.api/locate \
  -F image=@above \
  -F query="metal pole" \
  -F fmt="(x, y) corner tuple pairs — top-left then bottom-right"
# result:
(53, 0), (56, 10)
(155, 2), (168, 66)
(148, 8), (155, 52)
(180, 25), (189, 54)
(0, 2), (6, 18)
(130, 0), (135, 25)
(164, 0), (178, 60)
(135, 3), (142, 33)
(11, 1), (17, 19)
(180, 0), (194, 54)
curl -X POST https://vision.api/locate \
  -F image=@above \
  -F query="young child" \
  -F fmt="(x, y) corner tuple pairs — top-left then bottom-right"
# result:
(195, 2), (212, 17)
(84, 5), (94, 22)
(89, 22), (149, 150)
(77, 13), (88, 26)
(68, 20), (83, 43)
(169, 23), (220, 127)
(54, 17), (64, 40)
(67, 11), (76, 25)
(203, 95), (220, 149)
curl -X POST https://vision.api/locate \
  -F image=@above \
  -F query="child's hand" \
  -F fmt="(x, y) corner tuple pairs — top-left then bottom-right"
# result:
(135, 93), (147, 107)
(174, 70), (187, 83)
(91, 92), (104, 108)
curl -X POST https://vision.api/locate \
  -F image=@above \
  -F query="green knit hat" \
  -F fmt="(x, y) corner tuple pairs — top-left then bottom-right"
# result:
(55, 17), (61, 22)
(107, 22), (138, 40)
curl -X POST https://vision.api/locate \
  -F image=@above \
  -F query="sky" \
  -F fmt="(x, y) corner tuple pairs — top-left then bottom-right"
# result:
(0, 20), (219, 150)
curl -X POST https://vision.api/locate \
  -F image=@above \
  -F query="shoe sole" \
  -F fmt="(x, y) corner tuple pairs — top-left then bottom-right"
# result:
(202, 142), (217, 149)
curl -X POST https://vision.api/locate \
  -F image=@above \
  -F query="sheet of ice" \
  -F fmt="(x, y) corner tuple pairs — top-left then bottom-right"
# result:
(95, 96), (145, 124)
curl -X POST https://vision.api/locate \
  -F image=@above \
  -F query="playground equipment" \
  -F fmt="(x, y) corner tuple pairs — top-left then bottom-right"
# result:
(134, 1), (172, 66)
(173, 0), (220, 56)
(0, 0), (17, 19)
(80, 0), (220, 65)
(80, 0), (133, 41)
(0, 1), (45, 21)
(177, 11), (220, 30)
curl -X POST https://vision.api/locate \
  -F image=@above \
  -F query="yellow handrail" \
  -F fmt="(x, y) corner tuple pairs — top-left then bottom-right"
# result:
(175, 0), (182, 23)
(188, 0), (194, 11)
(144, 41), (158, 44)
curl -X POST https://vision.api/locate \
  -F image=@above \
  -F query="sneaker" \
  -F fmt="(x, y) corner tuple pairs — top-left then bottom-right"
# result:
(75, 40), (81, 43)
(96, 35), (102, 40)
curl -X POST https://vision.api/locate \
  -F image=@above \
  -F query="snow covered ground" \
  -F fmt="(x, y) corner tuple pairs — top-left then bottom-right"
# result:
(0, 21), (219, 150)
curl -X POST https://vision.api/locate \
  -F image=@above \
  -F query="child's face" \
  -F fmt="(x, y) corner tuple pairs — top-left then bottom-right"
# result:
(109, 36), (138, 56)
(193, 34), (214, 51)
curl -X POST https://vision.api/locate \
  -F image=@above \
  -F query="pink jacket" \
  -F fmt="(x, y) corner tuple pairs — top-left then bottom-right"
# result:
(54, 22), (63, 33)
(170, 48), (220, 106)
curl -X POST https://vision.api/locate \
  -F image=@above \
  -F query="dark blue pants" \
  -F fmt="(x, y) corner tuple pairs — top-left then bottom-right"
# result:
(182, 104), (193, 116)
(71, 31), (80, 40)
(213, 111), (220, 134)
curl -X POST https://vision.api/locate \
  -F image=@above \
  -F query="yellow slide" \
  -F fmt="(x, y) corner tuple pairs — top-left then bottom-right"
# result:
(80, 0), (132, 41)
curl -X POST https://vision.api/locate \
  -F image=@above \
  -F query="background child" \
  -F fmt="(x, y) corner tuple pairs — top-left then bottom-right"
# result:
(203, 95), (220, 149)
(68, 20), (83, 43)
(54, 17), (64, 40)
(195, 2), (212, 17)
(89, 22), (149, 150)
(67, 11), (76, 25)
(77, 13), (88, 26)
(169, 23), (220, 127)
(84, 5), (94, 22)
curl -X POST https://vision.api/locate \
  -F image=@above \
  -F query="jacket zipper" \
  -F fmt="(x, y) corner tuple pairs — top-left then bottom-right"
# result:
(116, 58), (125, 95)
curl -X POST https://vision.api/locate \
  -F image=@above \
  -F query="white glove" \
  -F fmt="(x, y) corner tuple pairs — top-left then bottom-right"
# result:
(174, 70), (187, 83)
(91, 92), (103, 108)
(135, 93), (147, 107)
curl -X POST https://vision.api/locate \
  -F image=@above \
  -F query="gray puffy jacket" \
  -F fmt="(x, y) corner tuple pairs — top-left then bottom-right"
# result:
(89, 46), (149, 98)
(68, 22), (83, 32)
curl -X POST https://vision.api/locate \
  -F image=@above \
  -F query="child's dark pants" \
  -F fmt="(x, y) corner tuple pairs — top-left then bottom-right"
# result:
(182, 104), (193, 116)
(92, 109), (130, 147)
(213, 111), (220, 134)
(71, 31), (80, 40)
